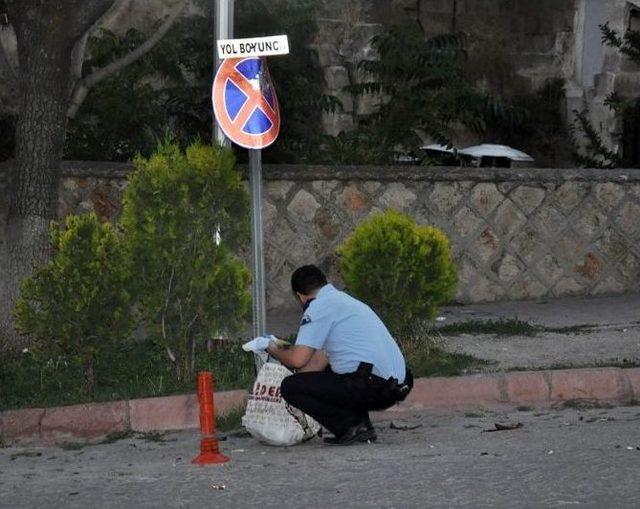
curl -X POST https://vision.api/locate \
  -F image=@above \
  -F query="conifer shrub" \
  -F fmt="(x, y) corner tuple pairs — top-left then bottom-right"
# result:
(15, 213), (134, 393)
(338, 209), (457, 333)
(120, 141), (251, 381)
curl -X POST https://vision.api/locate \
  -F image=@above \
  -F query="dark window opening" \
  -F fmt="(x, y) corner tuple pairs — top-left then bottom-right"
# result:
(629, 6), (640, 31)
(622, 101), (640, 167)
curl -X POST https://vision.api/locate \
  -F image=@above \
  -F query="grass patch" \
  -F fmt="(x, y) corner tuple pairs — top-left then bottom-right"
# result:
(406, 347), (493, 378)
(10, 451), (42, 460)
(60, 442), (86, 451)
(436, 319), (595, 337)
(437, 319), (539, 336)
(507, 358), (640, 373)
(543, 324), (595, 334)
(217, 406), (245, 432)
(0, 339), (255, 412)
(557, 399), (614, 410)
(101, 430), (135, 444)
(137, 431), (176, 443)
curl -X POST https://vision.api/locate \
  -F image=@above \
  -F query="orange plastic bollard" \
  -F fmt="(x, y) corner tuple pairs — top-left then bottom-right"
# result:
(191, 371), (230, 465)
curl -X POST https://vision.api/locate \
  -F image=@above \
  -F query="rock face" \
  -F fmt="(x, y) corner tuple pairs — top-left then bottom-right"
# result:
(42, 161), (640, 314)
(312, 0), (640, 159)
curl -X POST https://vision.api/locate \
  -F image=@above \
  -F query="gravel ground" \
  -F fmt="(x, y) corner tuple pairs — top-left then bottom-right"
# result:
(2, 406), (640, 508)
(437, 293), (640, 328)
(271, 293), (640, 370)
(269, 293), (640, 334)
(445, 325), (640, 370)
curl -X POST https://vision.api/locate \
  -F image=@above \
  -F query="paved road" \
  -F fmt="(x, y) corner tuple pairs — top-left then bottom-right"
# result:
(2, 406), (640, 508)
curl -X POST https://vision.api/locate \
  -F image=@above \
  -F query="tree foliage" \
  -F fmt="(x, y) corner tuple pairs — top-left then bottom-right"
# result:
(338, 209), (457, 334)
(15, 213), (134, 393)
(488, 78), (571, 167)
(120, 141), (251, 381)
(64, 0), (338, 163)
(601, 21), (640, 64)
(570, 109), (625, 168)
(335, 22), (525, 164)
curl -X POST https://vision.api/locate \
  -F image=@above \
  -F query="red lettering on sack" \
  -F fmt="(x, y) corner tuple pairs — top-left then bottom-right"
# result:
(260, 385), (267, 396)
(268, 386), (275, 397)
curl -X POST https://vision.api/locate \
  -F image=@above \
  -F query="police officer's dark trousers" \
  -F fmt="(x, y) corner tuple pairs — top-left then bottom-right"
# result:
(280, 367), (400, 438)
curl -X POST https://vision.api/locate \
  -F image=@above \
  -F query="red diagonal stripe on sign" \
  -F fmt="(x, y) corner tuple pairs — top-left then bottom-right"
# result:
(226, 68), (278, 127)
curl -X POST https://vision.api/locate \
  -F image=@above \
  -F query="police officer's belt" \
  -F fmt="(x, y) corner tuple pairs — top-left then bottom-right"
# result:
(354, 362), (414, 402)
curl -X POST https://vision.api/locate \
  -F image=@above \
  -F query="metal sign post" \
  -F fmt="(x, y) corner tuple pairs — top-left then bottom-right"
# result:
(249, 149), (266, 338)
(212, 33), (288, 369)
(214, 0), (234, 146)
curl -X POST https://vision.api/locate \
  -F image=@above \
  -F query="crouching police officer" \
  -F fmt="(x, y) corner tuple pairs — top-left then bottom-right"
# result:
(263, 265), (413, 445)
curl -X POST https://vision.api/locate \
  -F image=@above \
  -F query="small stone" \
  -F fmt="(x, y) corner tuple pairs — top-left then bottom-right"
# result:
(493, 253), (522, 282)
(573, 252), (604, 281)
(267, 181), (293, 201)
(493, 199), (526, 238)
(616, 201), (640, 235)
(470, 183), (502, 217)
(428, 182), (464, 214)
(536, 254), (563, 283)
(510, 185), (545, 213)
(311, 180), (339, 199)
(552, 277), (584, 296)
(287, 189), (320, 222)
(452, 207), (483, 238)
(378, 183), (417, 211)
(362, 181), (381, 194)
(337, 184), (369, 216)
(593, 183), (625, 210)
(553, 182), (586, 215)
(573, 203), (607, 238)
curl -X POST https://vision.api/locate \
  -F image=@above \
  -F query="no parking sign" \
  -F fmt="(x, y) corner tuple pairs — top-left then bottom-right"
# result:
(212, 57), (280, 149)
(212, 35), (288, 149)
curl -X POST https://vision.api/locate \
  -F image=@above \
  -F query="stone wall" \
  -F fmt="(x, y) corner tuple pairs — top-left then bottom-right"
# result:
(9, 162), (638, 315)
(261, 165), (640, 312)
(313, 0), (581, 138)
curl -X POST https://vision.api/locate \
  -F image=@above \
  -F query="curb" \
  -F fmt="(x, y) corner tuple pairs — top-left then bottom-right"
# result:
(1, 367), (639, 446)
(0, 390), (247, 446)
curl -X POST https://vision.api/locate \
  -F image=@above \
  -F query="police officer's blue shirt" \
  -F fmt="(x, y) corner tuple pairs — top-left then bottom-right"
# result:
(295, 284), (406, 382)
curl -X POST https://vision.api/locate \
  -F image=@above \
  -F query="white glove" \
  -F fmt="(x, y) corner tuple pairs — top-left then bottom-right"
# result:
(242, 335), (276, 353)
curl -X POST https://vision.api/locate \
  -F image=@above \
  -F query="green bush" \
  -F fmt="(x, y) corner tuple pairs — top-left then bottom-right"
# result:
(120, 141), (251, 381)
(15, 213), (134, 394)
(0, 339), (255, 411)
(338, 209), (457, 333)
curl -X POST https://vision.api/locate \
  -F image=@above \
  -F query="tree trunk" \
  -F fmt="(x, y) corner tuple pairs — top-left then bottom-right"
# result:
(82, 356), (96, 395)
(0, 64), (70, 350)
(0, 4), (85, 350)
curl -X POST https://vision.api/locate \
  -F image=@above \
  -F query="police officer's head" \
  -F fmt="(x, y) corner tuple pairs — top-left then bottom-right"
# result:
(291, 265), (327, 302)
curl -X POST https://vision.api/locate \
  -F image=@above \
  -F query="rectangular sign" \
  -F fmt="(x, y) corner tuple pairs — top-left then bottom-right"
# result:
(217, 35), (289, 59)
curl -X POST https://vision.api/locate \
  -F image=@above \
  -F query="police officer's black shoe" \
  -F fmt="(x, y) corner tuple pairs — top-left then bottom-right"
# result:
(324, 423), (377, 445)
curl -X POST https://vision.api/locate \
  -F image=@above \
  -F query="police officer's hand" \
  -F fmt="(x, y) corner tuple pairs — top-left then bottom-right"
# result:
(242, 335), (275, 353)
